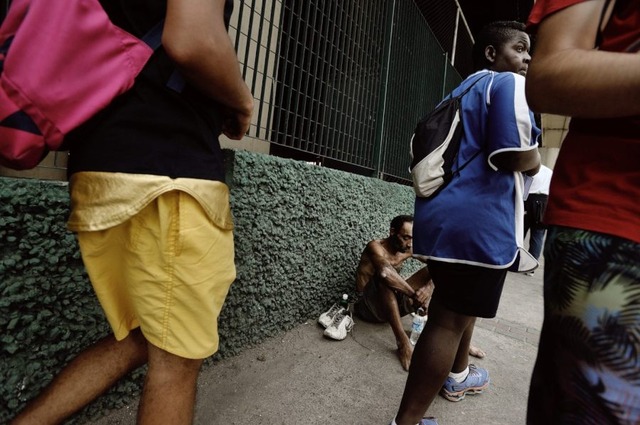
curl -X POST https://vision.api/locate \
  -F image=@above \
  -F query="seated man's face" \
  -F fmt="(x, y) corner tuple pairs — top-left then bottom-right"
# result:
(393, 222), (413, 253)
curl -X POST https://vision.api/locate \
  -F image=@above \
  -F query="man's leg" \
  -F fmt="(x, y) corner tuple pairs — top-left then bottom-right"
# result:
(137, 343), (203, 425)
(395, 298), (475, 425)
(11, 329), (148, 425)
(523, 199), (533, 240)
(528, 227), (546, 261)
(451, 319), (475, 372)
(407, 269), (485, 359)
(375, 283), (415, 371)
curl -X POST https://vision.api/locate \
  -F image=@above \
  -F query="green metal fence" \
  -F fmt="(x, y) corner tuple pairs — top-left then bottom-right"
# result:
(231, 0), (466, 184)
(0, 1), (469, 184)
(269, 1), (388, 172)
(376, 0), (462, 182)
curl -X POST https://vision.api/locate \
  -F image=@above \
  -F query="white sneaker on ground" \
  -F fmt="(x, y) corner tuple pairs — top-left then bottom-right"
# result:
(323, 310), (354, 341)
(318, 304), (345, 328)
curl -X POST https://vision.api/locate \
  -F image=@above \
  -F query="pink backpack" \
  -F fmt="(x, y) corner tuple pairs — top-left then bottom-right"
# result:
(0, 0), (162, 170)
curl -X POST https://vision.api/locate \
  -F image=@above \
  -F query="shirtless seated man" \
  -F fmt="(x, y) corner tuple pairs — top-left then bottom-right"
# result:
(354, 215), (484, 370)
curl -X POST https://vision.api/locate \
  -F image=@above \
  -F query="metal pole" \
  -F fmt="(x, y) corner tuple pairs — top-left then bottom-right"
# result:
(451, 8), (460, 66)
(453, 0), (475, 44)
(442, 52), (449, 99)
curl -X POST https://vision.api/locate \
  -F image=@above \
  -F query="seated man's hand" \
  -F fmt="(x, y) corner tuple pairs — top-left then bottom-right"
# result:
(414, 282), (434, 307)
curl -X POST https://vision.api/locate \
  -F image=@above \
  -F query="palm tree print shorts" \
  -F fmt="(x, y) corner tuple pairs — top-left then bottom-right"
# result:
(527, 226), (640, 425)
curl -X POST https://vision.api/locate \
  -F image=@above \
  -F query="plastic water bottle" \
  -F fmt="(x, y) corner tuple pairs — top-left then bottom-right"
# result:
(409, 307), (427, 345)
(339, 293), (349, 309)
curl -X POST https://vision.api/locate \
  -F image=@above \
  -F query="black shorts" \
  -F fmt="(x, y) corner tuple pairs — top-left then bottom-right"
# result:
(427, 260), (507, 318)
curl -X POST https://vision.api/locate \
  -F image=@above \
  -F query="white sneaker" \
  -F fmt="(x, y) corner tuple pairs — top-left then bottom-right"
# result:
(318, 304), (344, 328)
(323, 310), (354, 340)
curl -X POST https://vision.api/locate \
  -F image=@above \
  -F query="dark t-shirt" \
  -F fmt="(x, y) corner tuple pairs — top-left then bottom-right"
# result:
(67, 0), (235, 182)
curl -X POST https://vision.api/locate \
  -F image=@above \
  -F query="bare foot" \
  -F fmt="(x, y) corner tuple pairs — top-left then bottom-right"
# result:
(398, 344), (413, 371)
(469, 344), (486, 359)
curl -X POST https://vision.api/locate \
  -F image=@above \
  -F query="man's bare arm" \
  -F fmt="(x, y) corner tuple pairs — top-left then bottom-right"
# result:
(364, 241), (419, 300)
(526, 0), (640, 118)
(163, 0), (254, 139)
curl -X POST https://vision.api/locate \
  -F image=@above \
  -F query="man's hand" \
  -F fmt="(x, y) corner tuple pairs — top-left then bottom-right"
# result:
(164, 0), (255, 133)
(221, 101), (254, 140)
(413, 283), (433, 306)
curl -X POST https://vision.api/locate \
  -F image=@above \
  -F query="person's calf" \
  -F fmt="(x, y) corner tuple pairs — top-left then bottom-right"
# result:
(138, 344), (203, 425)
(11, 330), (148, 425)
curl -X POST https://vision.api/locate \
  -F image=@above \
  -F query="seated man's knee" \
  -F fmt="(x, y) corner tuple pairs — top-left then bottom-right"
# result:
(407, 267), (433, 290)
(416, 266), (432, 284)
(376, 265), (395, 282)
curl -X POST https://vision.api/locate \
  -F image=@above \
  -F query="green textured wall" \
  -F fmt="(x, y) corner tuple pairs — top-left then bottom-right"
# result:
(0, 150), (418, 423)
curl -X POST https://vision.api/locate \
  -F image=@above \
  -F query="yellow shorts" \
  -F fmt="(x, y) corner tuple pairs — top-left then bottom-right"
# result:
(77, 191), (235, 359)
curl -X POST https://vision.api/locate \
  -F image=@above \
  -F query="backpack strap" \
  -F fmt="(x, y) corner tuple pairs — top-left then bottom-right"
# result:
(141, 20), (164, 50)
(453, 148), (482, 176)
(450, 73), (490, 175)
(140, 20), (186, 93)
(457, 73), (489, 99)
(446, 72), (489, 101)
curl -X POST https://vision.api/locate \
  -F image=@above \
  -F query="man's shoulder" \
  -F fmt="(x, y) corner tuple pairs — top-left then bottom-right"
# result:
(364, 238), (386, 251)
(364, 239), (400, 260)
(372, 237), (386, 246)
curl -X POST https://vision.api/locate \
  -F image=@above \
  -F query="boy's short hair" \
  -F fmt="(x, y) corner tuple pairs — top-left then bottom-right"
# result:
(472, 21), (527, 70)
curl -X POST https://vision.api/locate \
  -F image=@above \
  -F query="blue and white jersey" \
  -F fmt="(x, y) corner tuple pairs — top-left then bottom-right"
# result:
(413, 70), (540, 268)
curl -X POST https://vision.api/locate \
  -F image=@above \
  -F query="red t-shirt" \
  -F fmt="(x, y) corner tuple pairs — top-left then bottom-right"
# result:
(528, 0), (640, 243)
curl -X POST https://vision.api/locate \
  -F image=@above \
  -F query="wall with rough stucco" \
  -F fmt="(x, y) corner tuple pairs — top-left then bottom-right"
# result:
(0, 149), (419, 423)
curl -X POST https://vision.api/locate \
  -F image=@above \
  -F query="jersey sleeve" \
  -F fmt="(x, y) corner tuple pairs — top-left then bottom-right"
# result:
(486, 73), (539, 170)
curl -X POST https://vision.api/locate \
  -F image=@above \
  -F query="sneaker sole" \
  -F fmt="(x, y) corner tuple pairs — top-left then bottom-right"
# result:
(323, 320), (354, 341)
(317, 319), (331, 329)
(440, 381), (489, 402)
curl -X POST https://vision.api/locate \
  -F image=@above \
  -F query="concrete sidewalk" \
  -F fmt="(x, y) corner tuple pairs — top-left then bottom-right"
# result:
(95, 267), (544, 425)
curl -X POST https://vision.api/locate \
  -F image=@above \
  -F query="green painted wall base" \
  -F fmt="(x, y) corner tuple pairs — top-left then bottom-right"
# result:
(1, 150), (418, 423)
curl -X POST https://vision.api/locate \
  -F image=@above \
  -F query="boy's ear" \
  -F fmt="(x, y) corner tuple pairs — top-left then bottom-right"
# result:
(484, 45), (497, 63)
